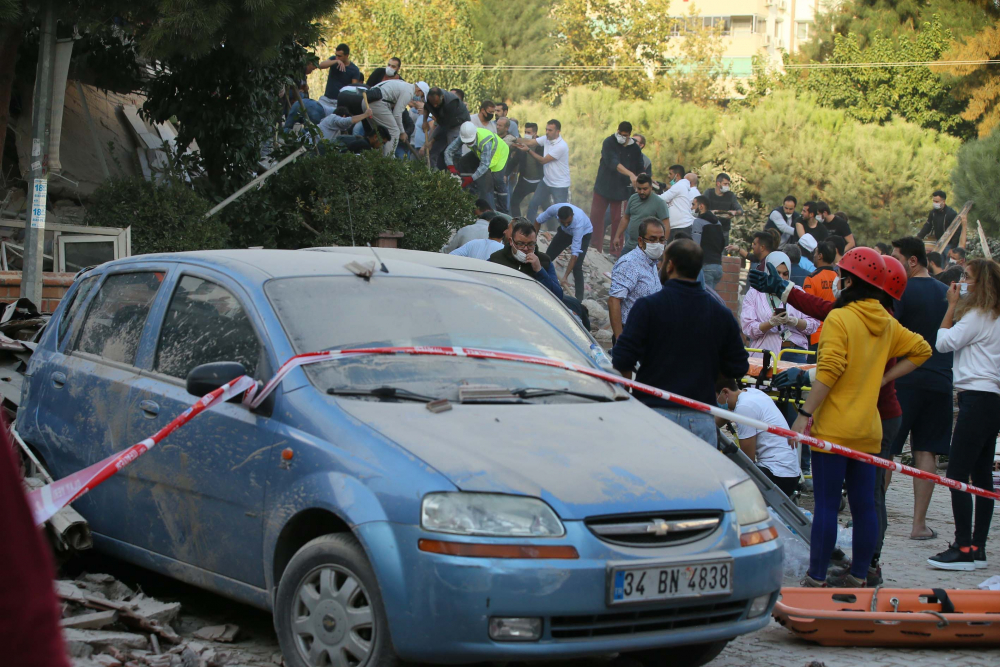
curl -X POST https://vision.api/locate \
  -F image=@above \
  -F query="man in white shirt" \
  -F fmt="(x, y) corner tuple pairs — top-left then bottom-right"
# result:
(660, 164), (695, 239)
(450, 217), (508, 261)
(514, 119), (571, 225)
(717, 377), (801, 496)
(370, 79), (418, 157)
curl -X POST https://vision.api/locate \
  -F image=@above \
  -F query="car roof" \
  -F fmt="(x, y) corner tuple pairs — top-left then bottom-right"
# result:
(304, 247), (533, 281)
(99, 249), (498, 283)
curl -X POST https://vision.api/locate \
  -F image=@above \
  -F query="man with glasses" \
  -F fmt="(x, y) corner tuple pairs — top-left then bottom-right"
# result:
(489, 219), (563, 297)
(609, 218), (665, 344)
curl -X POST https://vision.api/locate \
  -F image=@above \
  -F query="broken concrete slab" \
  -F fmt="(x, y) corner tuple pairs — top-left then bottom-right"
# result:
(61, 610), (119, 630)
(90, 654), (123, 667)
(131, 595), (182, 625)
(193, 623), (239, 643)
(63, 628), (150, 652)
(77, 572), (136, 600)
(56, 579), (89, 603)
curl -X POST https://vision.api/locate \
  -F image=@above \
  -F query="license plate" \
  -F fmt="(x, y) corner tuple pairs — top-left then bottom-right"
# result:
(610, 559), (732, 604)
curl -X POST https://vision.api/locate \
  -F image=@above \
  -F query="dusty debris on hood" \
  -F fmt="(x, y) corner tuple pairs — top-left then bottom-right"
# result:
(193, 623), (240, 643)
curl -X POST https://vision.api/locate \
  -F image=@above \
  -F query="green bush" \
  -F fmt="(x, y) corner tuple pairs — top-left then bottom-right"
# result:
(952, 129), (1000, 235)
(85, 178), (229, 255)
(221, 149), (474, 251)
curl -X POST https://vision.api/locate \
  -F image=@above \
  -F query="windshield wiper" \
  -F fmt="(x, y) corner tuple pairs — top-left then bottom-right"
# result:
(510, 387), (617, 402)
(327, 386), (438, 403)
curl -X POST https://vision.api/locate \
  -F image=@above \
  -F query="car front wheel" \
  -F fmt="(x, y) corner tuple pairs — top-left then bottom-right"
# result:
(625, 639), (730, 667)
(275, 533), (399, 667)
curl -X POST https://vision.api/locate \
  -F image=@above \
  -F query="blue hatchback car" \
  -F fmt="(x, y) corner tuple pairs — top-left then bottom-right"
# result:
(19, 250), (782, 667)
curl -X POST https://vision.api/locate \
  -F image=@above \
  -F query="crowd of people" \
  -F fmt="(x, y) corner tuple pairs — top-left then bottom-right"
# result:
(285, 59), (998, 587)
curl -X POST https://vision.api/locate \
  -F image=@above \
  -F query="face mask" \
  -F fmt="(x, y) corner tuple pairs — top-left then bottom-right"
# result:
(960, 282), (969, 296)
(616, 134), (627, 145)
(512, 248), (528, 263)
(385, 66), (397, 76)
(643, 243), (664, 260)
(670, 179), (677, 186)
(933, 202), (943, 210)
(717, 397), (728, 410)
(720, 185), (730, 193)
(484, 113), (495, 122)
(832, 277), (842, 299)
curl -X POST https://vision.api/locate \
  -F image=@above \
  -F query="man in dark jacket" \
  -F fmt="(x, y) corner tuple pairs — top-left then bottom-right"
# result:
(590, 121), (644, 253)
(489, 219), (563, 296)
(918, 189), (960, 251)
(613, 239), (749, 444)
(423, 87), (471, 170)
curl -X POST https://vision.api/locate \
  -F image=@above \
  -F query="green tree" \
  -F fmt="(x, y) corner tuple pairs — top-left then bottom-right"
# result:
(946, 23), (1000, 137)
(318, 0), (501, 104)
(804, 20), (973, 137)
(470, 0), (558, 102)
(952, 128), (1000, 233)
(667, 3), (731, 108)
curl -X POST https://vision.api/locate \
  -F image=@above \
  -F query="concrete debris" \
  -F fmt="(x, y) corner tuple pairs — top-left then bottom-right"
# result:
(78, 572), (136, 601)
(61, 610), (120, 630)
(537, 232), (618, 344)
(193, 624), (240, 643)
(63, 628), (150, 652)
(91, 654), (124, 667)
(131, 595), (183, 625)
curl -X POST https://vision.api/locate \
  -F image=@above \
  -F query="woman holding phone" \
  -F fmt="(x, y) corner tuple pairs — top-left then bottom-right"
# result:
(741, 251), (820, 362)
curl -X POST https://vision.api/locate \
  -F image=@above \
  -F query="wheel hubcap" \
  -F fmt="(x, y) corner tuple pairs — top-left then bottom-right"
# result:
(292, 564), (375, 667)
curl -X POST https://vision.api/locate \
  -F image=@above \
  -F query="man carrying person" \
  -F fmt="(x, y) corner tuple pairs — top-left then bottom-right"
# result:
(591, 122), (644, 254)
(423, 87), (471, 170)
(660, 164), (695, 240)
(612, 174), (669, 257)
(489, 219), (563, 296)
(451, 216), (508, 261)
(816, 202), (856, 251)
(515, 119), (571, 223)
(612, 239), (749, 443)
(795, 201), (830, 246)
(703, 173), (743, 243)
(315, 43), (363, 113)
(767, 196), (800, 245)
(536, 204), (594, 302)
(444, 121), (510, 212)
(890, 236), (954, 541)
(692, 196), (725, 290)
(369, 79), (420, 157)
(918, 190), (960, 251)
(509, 123), (543, 217)
(496, 103), (519, 138)
(608, 218), (665, 344)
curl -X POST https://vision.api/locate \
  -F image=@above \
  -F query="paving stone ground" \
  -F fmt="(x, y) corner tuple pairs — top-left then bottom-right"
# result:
(712, 475), (1000, 667)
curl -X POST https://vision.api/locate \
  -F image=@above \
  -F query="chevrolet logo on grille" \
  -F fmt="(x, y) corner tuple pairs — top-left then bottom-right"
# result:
(645, 519), (671, 536)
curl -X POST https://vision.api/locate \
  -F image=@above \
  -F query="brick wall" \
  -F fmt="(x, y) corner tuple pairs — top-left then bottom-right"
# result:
(717, 256), (743, 317)
(0, 272), (76, 313)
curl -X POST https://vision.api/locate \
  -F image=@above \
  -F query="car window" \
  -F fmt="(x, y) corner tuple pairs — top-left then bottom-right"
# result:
(452, 271), (595, 352)
(73, 272), (164, 365)
(57, 275), (100, 346)
(154, 276), (261, 380)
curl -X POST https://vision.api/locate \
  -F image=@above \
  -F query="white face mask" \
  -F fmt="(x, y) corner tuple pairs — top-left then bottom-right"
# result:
(933, 202), (943, 210)
(832, 277), (842, 299)
(720, 185), (730, 193)
(643, 243), (665, 260)
(959, 282), (969, 296)
(615, 133), (627, 145)
(512, 248), (528, 263)
(386, 66), (397, 76)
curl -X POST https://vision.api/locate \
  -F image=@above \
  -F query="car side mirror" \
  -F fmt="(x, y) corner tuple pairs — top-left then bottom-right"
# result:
(186, 362), (247, 398)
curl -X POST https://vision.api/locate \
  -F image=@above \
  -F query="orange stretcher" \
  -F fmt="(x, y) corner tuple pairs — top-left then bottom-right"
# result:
(773, 587), (1000, 647)
(746, 355), (816, 378)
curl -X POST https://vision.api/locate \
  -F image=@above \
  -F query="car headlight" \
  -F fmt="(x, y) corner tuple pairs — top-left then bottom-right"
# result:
(727, 480), (769, 526)
(421, 492), (566, 537)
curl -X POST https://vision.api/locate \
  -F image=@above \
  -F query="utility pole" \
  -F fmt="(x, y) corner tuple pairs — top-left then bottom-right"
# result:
(22, 2), (56, 305)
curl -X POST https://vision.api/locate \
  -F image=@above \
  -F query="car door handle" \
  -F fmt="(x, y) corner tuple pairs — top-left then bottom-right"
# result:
(139, 400), (160, 418)
(51, 372), (67, 388)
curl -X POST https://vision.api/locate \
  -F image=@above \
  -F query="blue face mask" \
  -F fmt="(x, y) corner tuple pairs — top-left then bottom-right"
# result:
(717, 397), (728, 410)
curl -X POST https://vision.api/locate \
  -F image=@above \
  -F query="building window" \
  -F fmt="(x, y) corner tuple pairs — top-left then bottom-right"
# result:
(732, 16), (754, 35)
(796, 21), (811, 41)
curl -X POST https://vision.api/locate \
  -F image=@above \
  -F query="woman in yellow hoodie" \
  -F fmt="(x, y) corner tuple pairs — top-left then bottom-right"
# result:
(792, 247), (932, 587)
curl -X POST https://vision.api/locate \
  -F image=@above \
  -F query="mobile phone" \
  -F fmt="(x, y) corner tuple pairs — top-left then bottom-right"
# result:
(774, 308), (787, 317)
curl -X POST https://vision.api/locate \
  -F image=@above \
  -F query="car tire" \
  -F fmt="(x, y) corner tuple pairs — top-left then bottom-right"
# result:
(275, 533), (400, 667)
(626, 639), (730, 667)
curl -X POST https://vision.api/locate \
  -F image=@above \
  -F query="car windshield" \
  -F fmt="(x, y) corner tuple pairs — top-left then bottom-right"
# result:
(266, 276), (615, 399)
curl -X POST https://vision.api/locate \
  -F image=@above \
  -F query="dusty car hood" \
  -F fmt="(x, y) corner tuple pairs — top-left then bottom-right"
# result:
(336, 398), (744, 520)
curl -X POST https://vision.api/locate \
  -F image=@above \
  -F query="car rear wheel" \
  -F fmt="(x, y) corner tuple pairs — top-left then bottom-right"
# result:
(625, 639), (730, 667)
(275, 533), (399, 667)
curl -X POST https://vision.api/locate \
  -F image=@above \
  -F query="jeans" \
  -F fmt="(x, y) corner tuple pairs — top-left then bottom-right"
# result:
(873, 416), (902, 561)
(652, 406), (718, 445)
(702, 264), (723, 290)
(947, 391), (1000, 548)
(589, 192), (625, 254)
(526, 182), (571, 225)
(510, 178), (539, 218)
(809, 451), (877, 581)
(546, 230), (591, 301)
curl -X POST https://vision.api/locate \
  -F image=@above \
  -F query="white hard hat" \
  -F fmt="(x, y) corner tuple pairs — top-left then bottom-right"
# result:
(459, 121), (477, 144)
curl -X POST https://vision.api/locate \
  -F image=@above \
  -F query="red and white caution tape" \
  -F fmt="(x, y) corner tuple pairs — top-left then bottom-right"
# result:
(27, 376), (256, 526)
(27, 345), (997, 527)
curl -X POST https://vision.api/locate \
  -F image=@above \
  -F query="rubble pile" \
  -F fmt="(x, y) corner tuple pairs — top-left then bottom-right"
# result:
(56, 574), (272, 667)
(537, 232), (617, 345)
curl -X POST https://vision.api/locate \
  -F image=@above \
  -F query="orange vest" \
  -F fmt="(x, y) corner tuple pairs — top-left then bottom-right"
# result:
(804, 267), (839, 345)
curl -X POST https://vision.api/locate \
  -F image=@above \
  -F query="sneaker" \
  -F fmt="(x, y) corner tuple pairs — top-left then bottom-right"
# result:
(928, 544), (976, 571)
(799, 575), (826, 587)
(867, 564), (883, 587)
(830, 548), (851, 570)
(973, 546), (988, 570)
(826, 571), (867, 588)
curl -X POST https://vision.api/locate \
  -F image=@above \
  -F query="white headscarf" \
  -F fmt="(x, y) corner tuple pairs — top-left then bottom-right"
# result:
(766, 251), (791, 274)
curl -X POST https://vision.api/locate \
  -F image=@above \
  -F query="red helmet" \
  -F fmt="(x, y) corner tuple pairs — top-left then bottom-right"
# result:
(838, 247), (886, 289)
(881, 255), (907, 300)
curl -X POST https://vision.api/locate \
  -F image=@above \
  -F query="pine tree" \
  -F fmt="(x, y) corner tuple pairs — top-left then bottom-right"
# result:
(952, 128), (1000, 233)
(946, 24), (1000, 137)
(471, 0), (558, 102)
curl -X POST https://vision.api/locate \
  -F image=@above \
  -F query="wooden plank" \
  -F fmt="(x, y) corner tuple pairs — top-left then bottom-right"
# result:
(934, 201), (974, 253)
(977, 220), (992, 260)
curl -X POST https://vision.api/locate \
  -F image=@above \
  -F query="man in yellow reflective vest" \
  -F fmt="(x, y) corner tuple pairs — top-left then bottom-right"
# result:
(444, 121), (510, 213)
